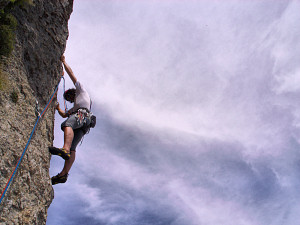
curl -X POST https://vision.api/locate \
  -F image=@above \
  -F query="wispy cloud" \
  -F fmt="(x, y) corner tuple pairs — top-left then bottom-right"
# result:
(48, 1), (300, 225)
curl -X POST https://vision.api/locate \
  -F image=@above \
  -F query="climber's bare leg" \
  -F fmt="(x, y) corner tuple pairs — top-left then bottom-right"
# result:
(63, 126), (73, 152)
(60, 151), (76, 176)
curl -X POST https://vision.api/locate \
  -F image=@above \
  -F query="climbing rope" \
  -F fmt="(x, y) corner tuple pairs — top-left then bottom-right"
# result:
(62, 76), (67, 112)
(0, 76), (63, 205)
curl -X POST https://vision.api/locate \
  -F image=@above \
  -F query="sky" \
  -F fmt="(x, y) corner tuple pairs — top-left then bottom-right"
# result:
(47, 1), (300, 225)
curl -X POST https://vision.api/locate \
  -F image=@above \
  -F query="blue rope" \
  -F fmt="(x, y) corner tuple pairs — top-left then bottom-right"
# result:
(0, 77), (62, 205)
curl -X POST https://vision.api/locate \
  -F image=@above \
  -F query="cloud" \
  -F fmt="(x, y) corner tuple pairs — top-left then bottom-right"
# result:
(63, 0), (298, 152)
(48, 1), (300, 225)
(49, 107), (300, 224)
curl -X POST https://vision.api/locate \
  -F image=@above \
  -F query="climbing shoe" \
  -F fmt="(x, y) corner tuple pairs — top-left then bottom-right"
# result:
(51, 173), (68, 185)
(48, 147), (70, 160)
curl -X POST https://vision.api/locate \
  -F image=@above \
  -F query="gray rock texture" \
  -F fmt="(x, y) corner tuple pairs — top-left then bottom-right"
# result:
(0, 0), (73, 224)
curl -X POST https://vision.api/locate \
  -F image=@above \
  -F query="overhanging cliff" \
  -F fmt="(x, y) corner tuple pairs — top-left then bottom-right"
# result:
(0, 0), (73, 224)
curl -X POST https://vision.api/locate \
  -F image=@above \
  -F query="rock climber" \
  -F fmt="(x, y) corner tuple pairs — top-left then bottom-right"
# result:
(49, 55), (93, 185)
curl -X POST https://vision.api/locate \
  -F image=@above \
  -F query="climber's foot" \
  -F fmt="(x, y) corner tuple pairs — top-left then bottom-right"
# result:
(49, 147), (70, 160)
(51, 173), (68, 185)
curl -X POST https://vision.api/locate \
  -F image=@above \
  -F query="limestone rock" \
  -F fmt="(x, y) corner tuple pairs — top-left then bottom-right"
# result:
(0, 1), (73, 224)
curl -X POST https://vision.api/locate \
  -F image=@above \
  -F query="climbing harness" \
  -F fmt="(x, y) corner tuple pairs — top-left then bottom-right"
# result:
(0, 76), (64, 206)
(76, 108), (90, 125)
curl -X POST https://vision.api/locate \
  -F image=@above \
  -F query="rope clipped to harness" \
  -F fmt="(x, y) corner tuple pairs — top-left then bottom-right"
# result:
(0, 76), (63, 206)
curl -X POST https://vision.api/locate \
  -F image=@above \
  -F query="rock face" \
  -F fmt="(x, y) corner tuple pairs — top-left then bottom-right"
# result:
(0, 1), (73, 224)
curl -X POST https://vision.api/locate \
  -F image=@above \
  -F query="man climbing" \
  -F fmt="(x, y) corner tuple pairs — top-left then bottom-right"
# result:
(49, 55), (92, 185)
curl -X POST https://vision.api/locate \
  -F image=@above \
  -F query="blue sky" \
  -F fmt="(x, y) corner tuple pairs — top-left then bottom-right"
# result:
(47, 1), (300, 224)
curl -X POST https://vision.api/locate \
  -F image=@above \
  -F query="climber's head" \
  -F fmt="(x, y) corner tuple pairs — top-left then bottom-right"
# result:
(64, 88), (76, 103)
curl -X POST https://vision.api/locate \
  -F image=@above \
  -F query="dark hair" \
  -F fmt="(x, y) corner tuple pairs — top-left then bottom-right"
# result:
(63, 88), (76, 101)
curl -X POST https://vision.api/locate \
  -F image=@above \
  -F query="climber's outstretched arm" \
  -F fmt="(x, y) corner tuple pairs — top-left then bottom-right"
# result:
(61, 55), (77, 85)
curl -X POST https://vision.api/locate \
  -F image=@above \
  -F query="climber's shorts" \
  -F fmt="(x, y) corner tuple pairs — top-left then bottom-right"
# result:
(61, 110), (91, 151)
